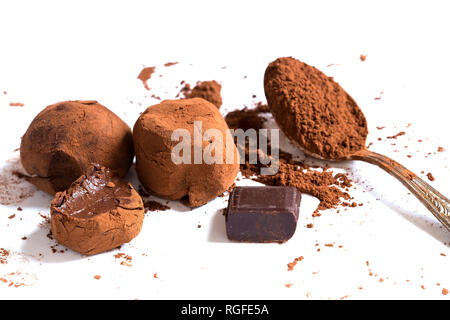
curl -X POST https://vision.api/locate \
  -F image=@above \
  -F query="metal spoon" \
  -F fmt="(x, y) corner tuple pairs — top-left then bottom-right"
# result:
(297, 142), (450, 231)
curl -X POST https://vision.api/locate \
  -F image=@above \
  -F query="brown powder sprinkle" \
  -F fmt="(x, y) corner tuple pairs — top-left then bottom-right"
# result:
(437, 147), (444, 152)
(443, 288), (449, 295)
(184, 80), (222, 109)
(426, 172), (435, 181)
(114, 253), (133, 267)
(9, 102), (24, 107)
(264, 57), (368, 160)
(306, 223), (314, 228)
(287, 256), (304, 271)
(137, 66), (156, 90)
(360, 54), (367, 62)
(94, 275), (101, 280)
(164, 62), (178, 67)
(0, 248), (10, 264)
(387, 131), (405, 139)
(8, 214), (15, 219)
(144, 200), (170, 212)
(226, 107), (354, 215)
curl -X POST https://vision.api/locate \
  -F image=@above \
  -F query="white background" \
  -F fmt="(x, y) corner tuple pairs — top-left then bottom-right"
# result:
(0, 0), (449, 299)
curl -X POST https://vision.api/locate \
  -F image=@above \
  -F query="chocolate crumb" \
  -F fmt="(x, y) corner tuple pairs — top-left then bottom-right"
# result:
(137, 66), (156, 90)
(144, 200), (170, 212)
(426, 172), (435, 181)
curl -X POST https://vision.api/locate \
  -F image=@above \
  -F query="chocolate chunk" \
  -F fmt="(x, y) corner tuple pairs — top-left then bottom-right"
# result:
(50, 164), (144, 255)
(225, 186), (301, 243)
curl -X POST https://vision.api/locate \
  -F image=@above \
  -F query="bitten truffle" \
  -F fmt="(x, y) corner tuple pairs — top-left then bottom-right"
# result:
(50, 164), (144, 255)
(20, 100), (134, 194)
(133, 98), (239, 207)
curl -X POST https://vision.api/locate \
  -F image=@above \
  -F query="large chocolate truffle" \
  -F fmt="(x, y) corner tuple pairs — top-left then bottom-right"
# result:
(50, 164), (144, 255)
(133, 98), (239, 207)
(20, 100), (134, 194)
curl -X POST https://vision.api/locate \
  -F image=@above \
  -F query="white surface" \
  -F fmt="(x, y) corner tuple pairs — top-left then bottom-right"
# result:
(0, 0), (449, 299)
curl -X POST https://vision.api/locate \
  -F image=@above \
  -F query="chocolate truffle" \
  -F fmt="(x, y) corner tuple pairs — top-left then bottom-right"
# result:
(186, 80), (222, 109)
(133, 98), (239, 207)
(226, 186), (301, 243)
(20, 100), (134, 194)
(50, 164), (144, 256)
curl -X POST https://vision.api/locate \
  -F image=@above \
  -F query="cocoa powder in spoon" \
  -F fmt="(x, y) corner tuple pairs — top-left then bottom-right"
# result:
(264, 57), (368, 160)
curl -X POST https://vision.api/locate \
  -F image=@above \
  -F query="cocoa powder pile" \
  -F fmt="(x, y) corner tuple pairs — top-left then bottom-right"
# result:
(137, 66), (156, 90)
(183, 80), (223, 109)
(264, 57), (368, 160)
(225, 108), (354, 215)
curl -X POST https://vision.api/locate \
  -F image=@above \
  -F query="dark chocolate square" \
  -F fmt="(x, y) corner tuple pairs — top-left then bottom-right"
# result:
(225, 186), (301, 243)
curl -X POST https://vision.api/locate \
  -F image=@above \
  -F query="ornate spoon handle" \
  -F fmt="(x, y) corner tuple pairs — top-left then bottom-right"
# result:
(351, 149), (450, 231)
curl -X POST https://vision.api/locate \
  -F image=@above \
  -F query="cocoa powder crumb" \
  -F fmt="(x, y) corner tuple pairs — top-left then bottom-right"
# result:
(144, 200), (170, 212)
(0, 248), (10, 264)
(438, 147), (444, 152)
(8, 214), (15, 219)
(387, 131), (405, 139)
(94, 275), (101, 280)
(225, 107), (355, 215)
(443, 288), (449, 295)
(164, 62), (178, 67)
(426, 172), (435, 181)
(287, 256), (304, 271)
(306, 224), (314, 228)
(137, 66), (156, 90)
(360, 54), (367, 62)
(264, 57), (368, 160)
(9, 102), (24, 107)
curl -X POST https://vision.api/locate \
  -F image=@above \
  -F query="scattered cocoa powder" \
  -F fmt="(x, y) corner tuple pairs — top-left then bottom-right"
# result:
(306, 223), (314, 228)
(0, 248), (10, 264)
(225, 107), (354, 215)
(438, 147), (444, 152)
(144, 200), (170, 212)
(137, 66), (156, 90)
(360, 54), (367, 61)
(8, 214), (15, 219)
(264, 57), (368, 160)
(183, 80), (222, 108)
(426, 172), (435, 181)
(114, 253), (133, 267)
(164, 62), (178, 67)
(387, 131), (405, 139)
(94, 275), (101, 280)
(443, 288), (449, 295)
(9, 102), (24, 107)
